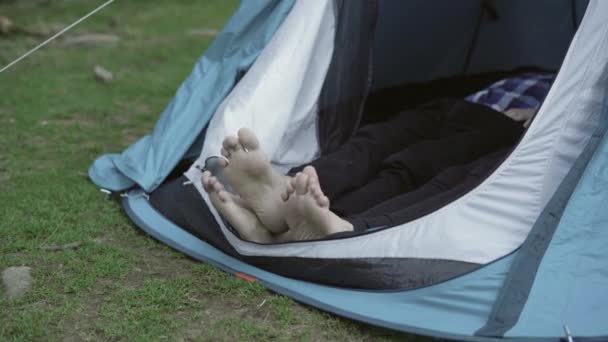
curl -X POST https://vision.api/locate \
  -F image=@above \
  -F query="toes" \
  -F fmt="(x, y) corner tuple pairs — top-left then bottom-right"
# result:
(281, 192), (290, 201)
(211, 179), (225, 193)
(202, 171), (212, 191)
(222, 135), (240, 152)
(302, 166), (319, 182)
(289, 173), (299, 191)
(218, 156), (228, 167)
(220, 147), (230, 159)
(204, 173), (226, 194)
(317, 195), (330, 207)
(203, 173), (229, 203)
(310, 184), (322, 197)
(307, 175), (320, 194)
(217, 189), (231, 202)
(295, 173), (309, 195)
(281, 177), (295, 201)
(308, 181), (328, 207)
(286, 177), (295, 194)
(237, 127), (260, 151)
(290, 173), (298, 183)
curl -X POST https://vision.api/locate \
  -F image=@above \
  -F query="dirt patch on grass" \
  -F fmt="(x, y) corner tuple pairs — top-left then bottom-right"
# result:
(114, 103), (154, 121)
(132, 103), (153, 115)
(55, 235), (198, 339)
(38, 109), (151, 131)
(60, 278), (114, 342)
(40, 113), (100, 128)
(133, 36), (185, 48)
(96, 226), (199, 289)
(124, 254), (194, 290)
(175, 297), (279, 341)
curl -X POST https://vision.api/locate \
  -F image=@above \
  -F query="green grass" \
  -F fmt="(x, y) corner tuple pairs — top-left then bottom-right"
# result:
(0, 1), (432, 340)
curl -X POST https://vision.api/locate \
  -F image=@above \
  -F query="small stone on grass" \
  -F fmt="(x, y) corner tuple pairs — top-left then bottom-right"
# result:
(0, 16), (14, 35)
(2, 266), (33, 299)
(94, 65), (114, 82)
(40, 241), (81, 251)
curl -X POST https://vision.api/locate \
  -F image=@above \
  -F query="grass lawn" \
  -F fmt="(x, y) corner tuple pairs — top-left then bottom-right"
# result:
(0, 1), (433, 340)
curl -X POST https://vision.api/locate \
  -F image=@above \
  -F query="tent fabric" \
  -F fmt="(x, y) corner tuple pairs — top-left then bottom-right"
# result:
(148, 175), (482, 290)
(315, 0), (378, 153)
(506, 122), (608, 338)
(196, 0), (335, 174)
(372, 0), (587, 89)
(88, 0), (295, 192)
(179, 0), (603, 268)
(478, 102), (608, 337)
(88, 0), (608, 340)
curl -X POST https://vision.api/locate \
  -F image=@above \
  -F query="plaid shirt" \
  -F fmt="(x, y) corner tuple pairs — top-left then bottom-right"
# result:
(465, 72), (554, 113)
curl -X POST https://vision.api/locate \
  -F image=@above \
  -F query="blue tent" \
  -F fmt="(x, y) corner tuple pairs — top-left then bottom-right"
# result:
(90, 0), (608, 340)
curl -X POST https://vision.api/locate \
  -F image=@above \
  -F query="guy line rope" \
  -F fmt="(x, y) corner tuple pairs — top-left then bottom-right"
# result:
(0, 0), (115, 73)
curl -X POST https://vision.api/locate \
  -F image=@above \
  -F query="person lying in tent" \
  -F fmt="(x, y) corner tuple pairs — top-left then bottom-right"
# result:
(201, 72), (555, 243)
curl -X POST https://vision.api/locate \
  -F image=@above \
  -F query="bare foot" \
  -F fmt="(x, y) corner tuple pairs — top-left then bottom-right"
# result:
(202, 171), (275, 243)
(219, 128), (290, 234)
(280, 166), (353, 242)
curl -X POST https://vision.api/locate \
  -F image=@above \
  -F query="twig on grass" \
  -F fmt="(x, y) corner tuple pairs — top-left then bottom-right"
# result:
(40, 242), (82, 251)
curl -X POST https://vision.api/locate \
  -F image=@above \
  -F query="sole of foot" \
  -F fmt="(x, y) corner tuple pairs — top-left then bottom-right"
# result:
(219, 128), (290, 234)
(281, 166), (353, 242)
(202, 171), (275, 243)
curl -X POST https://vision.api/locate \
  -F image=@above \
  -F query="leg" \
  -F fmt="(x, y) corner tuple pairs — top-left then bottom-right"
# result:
(349, 149), (509, 229)
(290, 99), (457, 200)
(330, 109), (523, 216)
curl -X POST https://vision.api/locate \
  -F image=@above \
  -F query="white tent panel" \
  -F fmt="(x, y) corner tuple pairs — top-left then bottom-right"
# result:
(189, 0), (335, 183)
